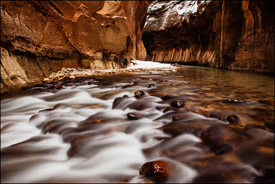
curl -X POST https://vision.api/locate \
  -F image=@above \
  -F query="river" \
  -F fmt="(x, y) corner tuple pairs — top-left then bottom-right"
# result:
(1, 62), (274, 183)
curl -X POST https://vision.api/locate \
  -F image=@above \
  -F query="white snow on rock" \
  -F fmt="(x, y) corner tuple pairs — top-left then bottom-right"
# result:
(130, 60), (174, 69)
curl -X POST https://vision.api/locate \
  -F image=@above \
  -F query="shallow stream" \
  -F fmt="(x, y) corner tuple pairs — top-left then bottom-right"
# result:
(1, 65), (274, 183)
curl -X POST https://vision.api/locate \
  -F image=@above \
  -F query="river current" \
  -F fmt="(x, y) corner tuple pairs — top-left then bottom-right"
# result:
(1, 64), (274, 183)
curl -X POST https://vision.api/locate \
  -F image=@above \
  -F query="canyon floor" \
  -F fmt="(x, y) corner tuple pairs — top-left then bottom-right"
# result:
(1, 61), (274, 183)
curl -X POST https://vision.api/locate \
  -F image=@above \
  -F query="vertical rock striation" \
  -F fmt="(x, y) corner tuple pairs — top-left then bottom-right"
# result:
(1, 1), (149, 93)
(143, 0), (274, 73)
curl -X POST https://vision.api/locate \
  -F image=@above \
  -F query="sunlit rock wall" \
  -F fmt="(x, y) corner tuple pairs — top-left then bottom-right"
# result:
(143, 0), (274, 73)
(1, 1), (149, 93)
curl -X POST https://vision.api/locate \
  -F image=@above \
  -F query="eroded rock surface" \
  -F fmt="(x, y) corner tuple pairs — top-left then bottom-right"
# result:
(1, 1), (149, 93)
(143, 0), (274, 73)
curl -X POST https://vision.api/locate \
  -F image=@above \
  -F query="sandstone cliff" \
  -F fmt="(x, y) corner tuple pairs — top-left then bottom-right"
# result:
(1, 1), (149, 93)
(143, 0), (274, 73)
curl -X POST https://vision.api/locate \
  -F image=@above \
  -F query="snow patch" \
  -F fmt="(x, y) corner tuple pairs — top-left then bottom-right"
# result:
(130, 60), (174, 69)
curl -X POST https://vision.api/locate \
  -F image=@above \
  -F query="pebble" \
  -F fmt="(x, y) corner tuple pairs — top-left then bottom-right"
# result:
(127, 112), (142, 120)
(134, 90), (146, 98)
(170, 100), (184, 108)
(147, 84), (155, 88)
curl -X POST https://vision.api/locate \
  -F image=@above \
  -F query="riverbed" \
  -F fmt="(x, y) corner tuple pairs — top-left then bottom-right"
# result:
(1, 63), (274, 183)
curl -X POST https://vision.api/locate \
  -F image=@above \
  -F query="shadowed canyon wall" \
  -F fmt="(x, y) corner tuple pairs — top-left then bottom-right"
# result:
(143, 0), (274, 73)
(1, 1), (149, 93)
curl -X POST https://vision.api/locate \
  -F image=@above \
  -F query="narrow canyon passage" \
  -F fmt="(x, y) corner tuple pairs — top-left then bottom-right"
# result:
(1, 0), (274, 183)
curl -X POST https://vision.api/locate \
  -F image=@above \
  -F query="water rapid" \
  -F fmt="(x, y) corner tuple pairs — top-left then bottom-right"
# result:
(1, 65), (274, 183)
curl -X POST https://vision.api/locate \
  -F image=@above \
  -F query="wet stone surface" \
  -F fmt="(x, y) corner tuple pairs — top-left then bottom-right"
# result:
(139, 160), (169, 182)
(1, 66), (274, 183)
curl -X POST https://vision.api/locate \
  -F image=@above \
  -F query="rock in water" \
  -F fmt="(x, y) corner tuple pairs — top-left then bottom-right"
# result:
(226, 114), (240, 124)
(135, 90), (146, 98)
(210, 143), (233, 155)
(170, 100), (184, 108)
(112, 96), (129, 109)
(127, 112), (143, 120)
(139, 160), (168, 182)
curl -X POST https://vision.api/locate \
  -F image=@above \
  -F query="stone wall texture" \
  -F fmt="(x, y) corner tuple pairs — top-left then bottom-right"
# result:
(1, 1), (149, 93)
(143, 0), (274, 73)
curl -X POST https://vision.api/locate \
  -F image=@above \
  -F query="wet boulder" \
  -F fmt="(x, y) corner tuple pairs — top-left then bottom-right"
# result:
(162, 106), (179, 113)
(236, 142), (274, 170)
(193, 160), (258, 183)
(80, 112), (124, 126)
(161, 118), (225, 137)
(139, 160), (168, 182)
(112, 95), (130, 109)
(42, 120), (75, 134)
(134, 90), (147, 99)
(243, 127), (274, 147)
(170, 100), (184, 108)
(226, 114), (240, 124)
(200, 124), (244, 146)
(147, 84), (156, 88)
(161, 122), (206, 137)
(127, 112), (145, 120)
(127, 100), (153, 111)
(210, 143), (233, 155)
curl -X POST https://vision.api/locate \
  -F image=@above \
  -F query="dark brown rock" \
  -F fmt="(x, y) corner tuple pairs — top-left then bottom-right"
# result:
(200, 124), (244, 146)
(112, 95), (130, 109)
(161, 121), (209, 137)
(170, 100), (184, 108)
(226, 114), (240, 124)
(147, 84), (155, 88)
(139, 160), (168, 182)
(127, 112), (143, 120)
(134, 90), (146, 98)
(127, 100), (152, 111)
(210, 143), (232, 155)
(163, 107), (179, 113)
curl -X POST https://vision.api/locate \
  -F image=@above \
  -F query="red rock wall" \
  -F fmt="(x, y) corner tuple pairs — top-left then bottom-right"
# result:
(143, 0), (274, 73)
(1, 1), (149, 93)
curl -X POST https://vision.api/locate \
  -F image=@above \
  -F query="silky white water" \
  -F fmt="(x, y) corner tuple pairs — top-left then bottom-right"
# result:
(1, 64), (274, 183)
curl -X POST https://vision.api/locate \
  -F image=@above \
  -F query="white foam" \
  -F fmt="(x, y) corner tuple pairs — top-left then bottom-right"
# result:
(1, 123), (41, 148)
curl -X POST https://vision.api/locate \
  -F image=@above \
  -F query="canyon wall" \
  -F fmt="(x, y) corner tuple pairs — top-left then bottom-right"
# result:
(143, 0), (274, 73)
(1, 1), (149, 93)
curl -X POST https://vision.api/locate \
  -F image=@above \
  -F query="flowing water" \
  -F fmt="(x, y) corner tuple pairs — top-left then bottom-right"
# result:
(1, 64), (274, 183)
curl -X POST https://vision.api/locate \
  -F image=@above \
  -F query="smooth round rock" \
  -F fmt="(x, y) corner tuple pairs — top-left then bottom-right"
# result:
(226, 114), (240, 124)
(135, 90), (145, 98)
(170, 100), (184, 108)
(148, 84), (155, 88)
(139, 160), (168, 182)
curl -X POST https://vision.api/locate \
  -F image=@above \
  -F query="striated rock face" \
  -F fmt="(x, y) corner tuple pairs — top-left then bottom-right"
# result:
(143, 0), (274, 73)
(1, 1), (149, 93)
